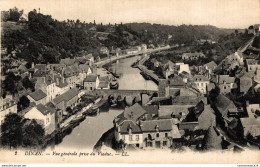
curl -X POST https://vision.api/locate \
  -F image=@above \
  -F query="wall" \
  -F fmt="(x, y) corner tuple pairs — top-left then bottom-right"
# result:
(143, 131), (172, 149)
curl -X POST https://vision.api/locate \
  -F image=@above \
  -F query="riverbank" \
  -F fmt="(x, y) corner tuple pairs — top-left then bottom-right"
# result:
(42, 94), (107, 149)
(93, 127), (115, 152)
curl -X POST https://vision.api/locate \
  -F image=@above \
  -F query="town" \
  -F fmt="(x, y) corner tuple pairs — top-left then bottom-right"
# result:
(0, 7), (260, 154)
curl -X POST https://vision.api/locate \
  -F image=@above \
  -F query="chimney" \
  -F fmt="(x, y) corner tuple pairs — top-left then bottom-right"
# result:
(32, 62), (35, 68)
(56, 77), (59, 85)
(62, 76), (65, 83)
(246, 100), (249, 107)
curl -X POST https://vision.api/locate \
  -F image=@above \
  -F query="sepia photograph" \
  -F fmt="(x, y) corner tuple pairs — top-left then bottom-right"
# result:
(0, 0), (260, 165)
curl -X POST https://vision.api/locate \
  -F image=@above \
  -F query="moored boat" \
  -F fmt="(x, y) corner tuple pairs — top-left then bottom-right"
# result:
(110, 79), (119, 89)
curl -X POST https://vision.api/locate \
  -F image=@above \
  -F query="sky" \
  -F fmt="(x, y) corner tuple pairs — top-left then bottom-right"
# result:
(1, 0), (260, 29)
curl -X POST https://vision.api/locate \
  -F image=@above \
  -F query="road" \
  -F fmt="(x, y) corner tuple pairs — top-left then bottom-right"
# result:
(95, 46), (172, 66)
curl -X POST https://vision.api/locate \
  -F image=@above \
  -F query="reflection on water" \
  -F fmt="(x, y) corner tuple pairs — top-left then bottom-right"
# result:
(110, 55), (158, 90)
(52, 55), (158, 149)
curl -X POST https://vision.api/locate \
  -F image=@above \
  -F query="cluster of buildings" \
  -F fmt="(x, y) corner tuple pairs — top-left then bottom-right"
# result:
(0, 53), (113, 135)
(114, 48), (260, 151)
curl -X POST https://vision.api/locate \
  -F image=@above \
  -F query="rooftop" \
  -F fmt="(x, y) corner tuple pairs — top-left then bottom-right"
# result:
(28, 89), (47, 101)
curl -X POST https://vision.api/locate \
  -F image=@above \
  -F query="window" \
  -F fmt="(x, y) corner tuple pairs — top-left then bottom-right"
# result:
(165, 133), (168, 137)
(129, 135), (132, 141)
(224, 86), (226, 90)
(136, 135), (139, 141)
(122, 135), (125, 140)
(46, 118), (49, 124)
(156, 133), (159, 138)
(201, 83), (204, 86)
(163, 141), (167, 146)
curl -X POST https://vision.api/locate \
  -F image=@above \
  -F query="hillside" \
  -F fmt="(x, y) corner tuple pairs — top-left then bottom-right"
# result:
(1, 8), (243, 66)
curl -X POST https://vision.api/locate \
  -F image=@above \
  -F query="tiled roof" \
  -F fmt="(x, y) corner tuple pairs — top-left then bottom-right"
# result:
(192, 75), (209, 82)
(204, 61), (217, 69)
(28, 89), (47, 101)
(36, 103), (55, 115)
(84, 75), (98, 82)
(158, 105), (192, 118)
(123, 103), (147, 121)
(218, 75), (235, 84)
(142, 105), (159, 118)
(119, 120), (142, 134)
(215, 94), (237, 117)
(240, 76), (252, 93)
(172, 96), (205, 105)
(53, 88), (79, 104)
(140, 119), (172, 132)
(169, 75), (185, 86)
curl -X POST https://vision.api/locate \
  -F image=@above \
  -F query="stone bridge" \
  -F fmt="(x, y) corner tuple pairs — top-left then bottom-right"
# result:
(81, 89), (158, 104)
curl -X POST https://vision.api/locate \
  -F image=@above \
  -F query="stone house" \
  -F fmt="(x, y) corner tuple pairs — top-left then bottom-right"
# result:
(217, 75), (236, 94)
(35, 76), (56, 103)
(181, 52), (206, 60)
(83, 75), (99, 90)
(22, 104), (56, 135)
(191, 75), (210, 94)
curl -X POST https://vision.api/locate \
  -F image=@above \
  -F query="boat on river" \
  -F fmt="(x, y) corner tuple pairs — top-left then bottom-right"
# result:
(70, 114), (85, 124)
(83, 105), (99, 116)
(110, 78), (119, 89)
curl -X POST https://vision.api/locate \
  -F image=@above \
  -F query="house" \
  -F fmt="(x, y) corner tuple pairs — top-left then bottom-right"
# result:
(191, 75), (210, 94)
(0, 98), (17, 125)
(181, 52), (206, 60)
(203, 61), (217, 73)
(54, 75), (70, 96)
(52, 88), (79, 112)
(114, 103), (179, 149)
(239, 76), (252, 94)
(27, 89), (47, 105)
(22, 104), (56, 135)
(35, 76), (56, 103)
(141, 119), (179, 149)
(62, 66), (78, 88)
(245, 59), (260, 72)
(184, 101), (216, 130)
(240, 117), (260, 138)
(217, 75), (236, 94)
(214, 94), (238, 126)
(227, 52), (244, 67)
(178, 63), (191, 75)
(83, 75), (99, 90)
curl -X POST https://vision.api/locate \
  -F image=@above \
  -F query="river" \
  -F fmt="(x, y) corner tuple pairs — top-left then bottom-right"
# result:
(52, 55), (158, 150)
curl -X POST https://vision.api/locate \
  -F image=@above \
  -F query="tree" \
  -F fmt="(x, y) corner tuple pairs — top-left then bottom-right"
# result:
(1, 113), (23, 148)
(3, 72), (20, 95)
(22, 76), (34, 90)
(22, 119), (45, 147)
(8, 7), (23, 22)
(17, 95), (30, 111)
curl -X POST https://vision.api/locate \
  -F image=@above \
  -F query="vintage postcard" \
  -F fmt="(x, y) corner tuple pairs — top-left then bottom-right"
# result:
(0, 0), (260, 165)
